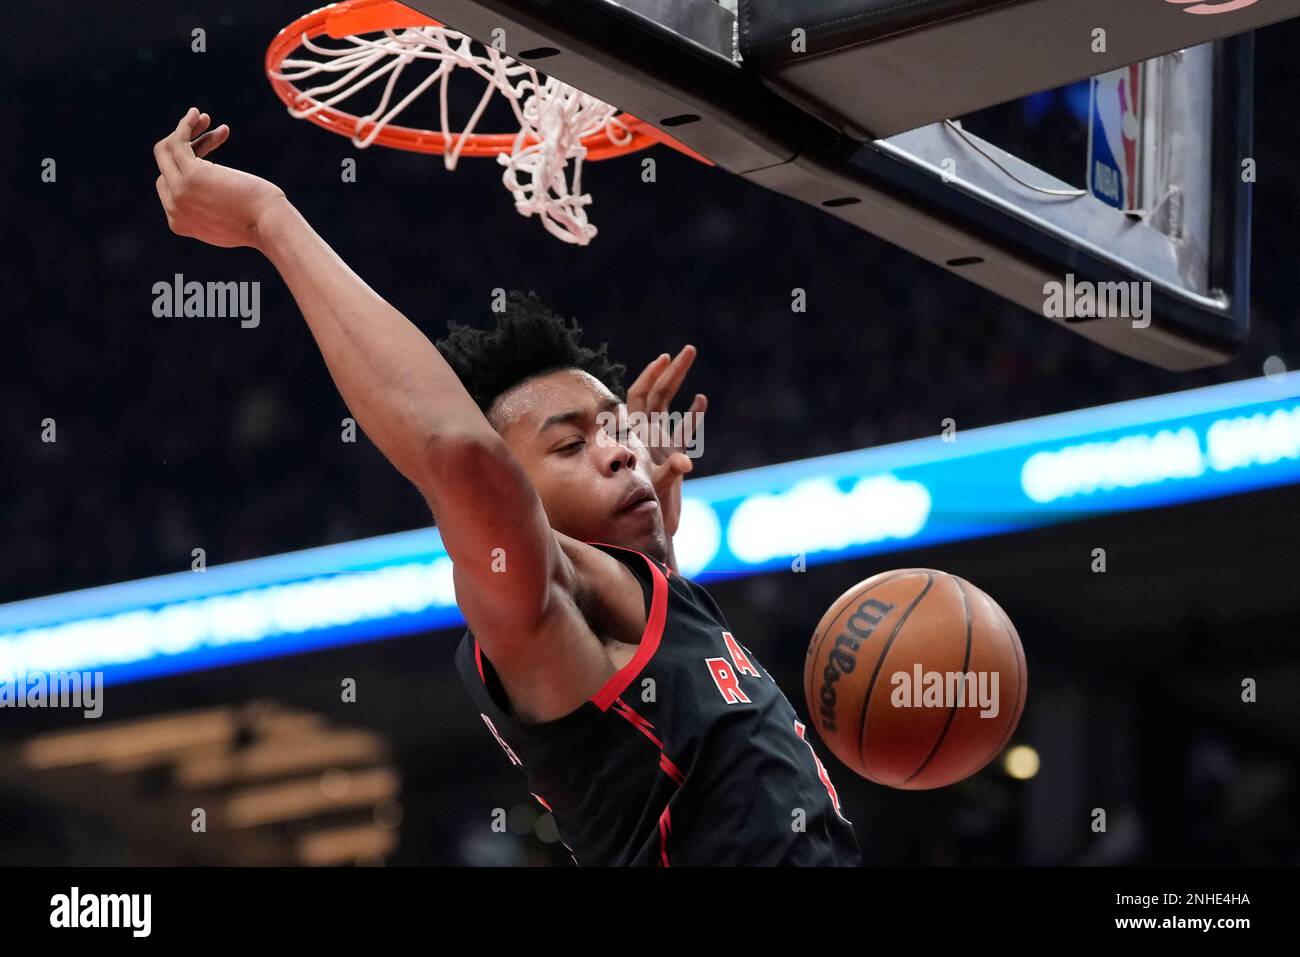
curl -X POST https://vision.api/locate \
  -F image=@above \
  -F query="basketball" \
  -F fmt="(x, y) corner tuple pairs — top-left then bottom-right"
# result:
(804, 569), (1027, 790)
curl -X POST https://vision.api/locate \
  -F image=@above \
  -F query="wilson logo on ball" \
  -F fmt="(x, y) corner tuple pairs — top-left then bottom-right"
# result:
(812, 597), (895, 733)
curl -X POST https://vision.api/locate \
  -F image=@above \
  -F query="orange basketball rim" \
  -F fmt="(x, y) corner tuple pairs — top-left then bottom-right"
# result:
(264, 0), (712, 164)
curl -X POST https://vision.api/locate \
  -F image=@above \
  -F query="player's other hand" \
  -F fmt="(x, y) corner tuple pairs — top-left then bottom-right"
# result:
(626, 345), (708, 538)
(153, 107), (287, 250)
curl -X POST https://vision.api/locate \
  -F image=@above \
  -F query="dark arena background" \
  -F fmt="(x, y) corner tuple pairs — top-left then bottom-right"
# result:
(1, 0), (1298, 933)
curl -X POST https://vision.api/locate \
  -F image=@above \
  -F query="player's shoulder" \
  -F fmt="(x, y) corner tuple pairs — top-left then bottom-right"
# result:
(667, 568), (731, 628)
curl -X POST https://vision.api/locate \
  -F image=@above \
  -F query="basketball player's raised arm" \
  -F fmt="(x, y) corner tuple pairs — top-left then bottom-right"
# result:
(152, 109), (570, 646)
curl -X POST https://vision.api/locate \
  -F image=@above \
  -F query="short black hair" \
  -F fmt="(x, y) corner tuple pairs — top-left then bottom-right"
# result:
(436, 290), (627, 420)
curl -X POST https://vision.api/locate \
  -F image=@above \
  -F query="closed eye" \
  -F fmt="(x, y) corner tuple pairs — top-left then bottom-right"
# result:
(556, 440), (585, 455)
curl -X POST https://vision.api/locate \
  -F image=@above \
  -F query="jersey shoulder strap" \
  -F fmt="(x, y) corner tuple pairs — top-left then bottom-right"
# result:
(453, 541), (671, 737)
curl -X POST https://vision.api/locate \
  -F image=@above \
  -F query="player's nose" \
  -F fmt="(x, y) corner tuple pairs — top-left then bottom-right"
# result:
(597, 437), (637, 475)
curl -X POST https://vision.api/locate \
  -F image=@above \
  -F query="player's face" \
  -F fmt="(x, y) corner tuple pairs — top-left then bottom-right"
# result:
(490, 370), (669, 560)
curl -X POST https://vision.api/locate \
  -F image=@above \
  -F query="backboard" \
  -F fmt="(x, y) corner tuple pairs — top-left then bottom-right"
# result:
(392, 0), (1290, 370)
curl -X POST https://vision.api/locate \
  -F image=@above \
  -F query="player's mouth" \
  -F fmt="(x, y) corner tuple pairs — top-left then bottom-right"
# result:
(614, 486), (659, 516)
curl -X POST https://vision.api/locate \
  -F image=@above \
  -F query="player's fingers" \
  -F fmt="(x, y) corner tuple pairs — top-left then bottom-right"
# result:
(650, 454), (682, 490)
(649, 345), (696, 406)
(656, 450), (692, 475)
(170, 106), (199, 143)
(626, 353), (671, 412)
(190, 111), (213, 141)
(165, 107), (202, 171)
(673, 392), (707, 450)
(651, 455), (693, 509)
(192, 124), (230, 160)
(687, 392), (708, 423)
(645, 344), (696, 410)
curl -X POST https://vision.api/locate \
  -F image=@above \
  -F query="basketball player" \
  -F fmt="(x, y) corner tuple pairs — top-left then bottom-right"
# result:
(152, 108), (860, 866)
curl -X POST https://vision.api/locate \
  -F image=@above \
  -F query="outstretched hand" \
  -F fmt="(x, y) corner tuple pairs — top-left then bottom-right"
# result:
(153, 107), (287, 249)
(625, 345), (708, 539)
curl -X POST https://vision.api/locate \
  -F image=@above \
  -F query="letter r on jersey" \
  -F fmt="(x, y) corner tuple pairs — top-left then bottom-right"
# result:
(705, 657), (752, 703)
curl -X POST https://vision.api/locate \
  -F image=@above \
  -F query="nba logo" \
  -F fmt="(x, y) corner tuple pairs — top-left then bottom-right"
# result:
(1164, 0), (1259, 13)
(1087, 64), (1144, 211)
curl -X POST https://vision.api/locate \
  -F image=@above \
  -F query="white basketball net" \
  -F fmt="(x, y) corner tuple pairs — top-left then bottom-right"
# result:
(271, 23), (638, 245)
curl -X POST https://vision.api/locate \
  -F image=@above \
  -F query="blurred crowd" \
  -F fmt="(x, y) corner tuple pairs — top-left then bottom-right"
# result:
(3, 8), (1298, 605)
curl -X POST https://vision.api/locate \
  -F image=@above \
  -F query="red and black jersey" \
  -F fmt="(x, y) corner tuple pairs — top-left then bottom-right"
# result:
(453, 542), (861, 866)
